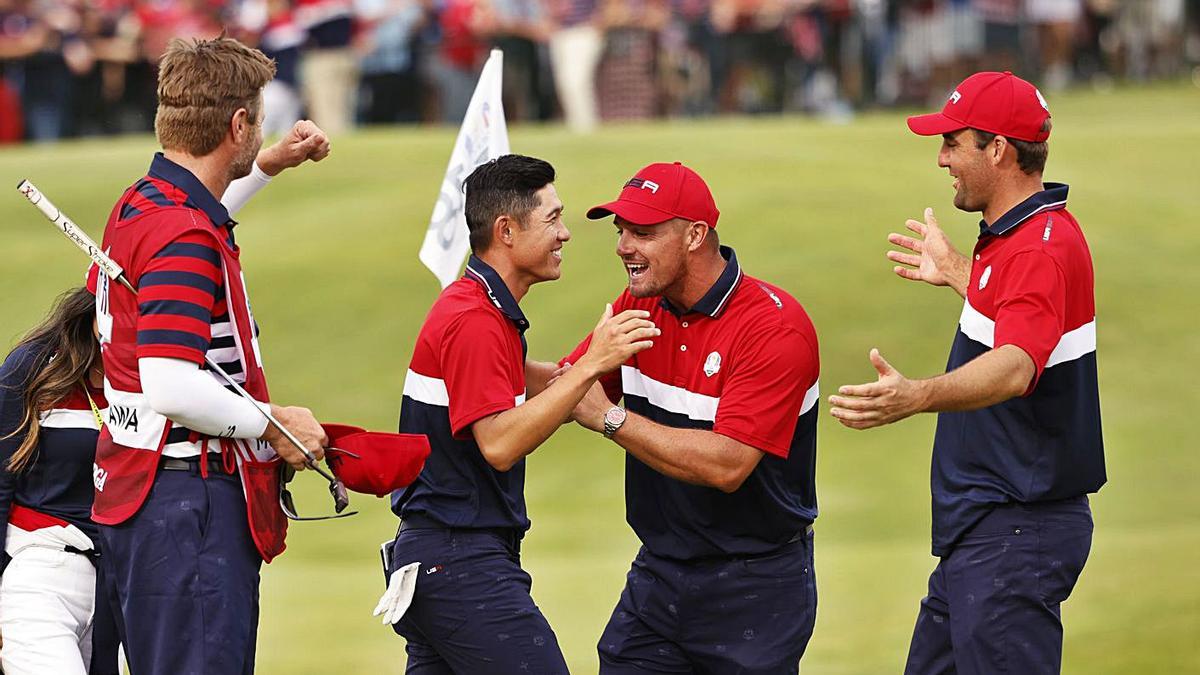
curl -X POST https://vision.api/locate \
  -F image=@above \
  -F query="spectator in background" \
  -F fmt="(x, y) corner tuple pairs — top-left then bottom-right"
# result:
(234, 0), (306, 134)
(1115, 0), (1185, 81)
(1027, 0), (1081, 90)
(548, 0), (601, 131)
(596, 0), (668, 120)
(429, 0), (486, 122)
(482, 0), (550, 122)
(710, 0), (792, 114)
(975, 0), (1022, 75)
(0, 0), (93, 141)
(931, 0), (982, 93)
(658, 0), (719, 117)
(296, 0), (358, 132)
(73, 0), (142, 136)
(132, 0), (223, 126)
(355, 0), (425, 123)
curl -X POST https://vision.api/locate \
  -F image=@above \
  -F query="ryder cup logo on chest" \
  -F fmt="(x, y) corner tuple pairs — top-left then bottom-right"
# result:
(704, 351), (722, 377)
(979, 265), (992, 290)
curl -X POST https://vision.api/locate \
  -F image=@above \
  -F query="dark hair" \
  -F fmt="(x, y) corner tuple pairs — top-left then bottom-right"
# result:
(973, 118), (1052, 175)
(1, 287), (100, 473)
(463, 154), (556, 253)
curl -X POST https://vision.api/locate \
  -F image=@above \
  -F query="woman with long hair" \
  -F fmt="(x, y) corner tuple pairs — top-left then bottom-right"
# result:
(0, 286), (119, 675)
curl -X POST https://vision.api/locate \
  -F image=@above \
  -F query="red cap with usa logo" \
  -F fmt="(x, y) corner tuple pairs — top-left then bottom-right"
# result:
(587, 161), (721, 228)
(907, 71), (1051, 143)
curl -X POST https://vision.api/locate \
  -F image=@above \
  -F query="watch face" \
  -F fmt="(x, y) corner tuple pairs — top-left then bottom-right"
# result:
(605, 407), (626, 425)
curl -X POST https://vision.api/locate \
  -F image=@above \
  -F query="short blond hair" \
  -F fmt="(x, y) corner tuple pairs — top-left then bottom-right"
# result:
(155, 36), (276, 156)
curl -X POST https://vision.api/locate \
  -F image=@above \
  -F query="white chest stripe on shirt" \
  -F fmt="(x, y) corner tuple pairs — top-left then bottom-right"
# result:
(403, 370), (450, 407)
(403, 370), (525, 408)
(621, 365), (819, 422)
(39, 408), (103, 431)
(958, 300), (1096, 368)
(958, 300), (996, 348)
(1045, 321), (1096, 368)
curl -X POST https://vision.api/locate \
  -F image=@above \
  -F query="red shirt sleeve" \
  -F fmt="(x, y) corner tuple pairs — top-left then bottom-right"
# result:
(442, 308), (521, 438)
(713, 326), (817, 458)
(134, 230), (223, 364)
(992, 249), (1067, 393)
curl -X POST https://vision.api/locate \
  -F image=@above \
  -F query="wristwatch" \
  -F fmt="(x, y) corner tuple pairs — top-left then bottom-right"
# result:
(602, 406), (627, 439)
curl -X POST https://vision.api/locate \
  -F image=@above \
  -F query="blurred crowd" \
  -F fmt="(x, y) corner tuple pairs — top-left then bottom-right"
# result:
(2, 0), (1198, 143)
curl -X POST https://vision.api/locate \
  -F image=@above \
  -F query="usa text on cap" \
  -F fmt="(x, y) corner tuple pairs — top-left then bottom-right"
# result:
(587, 161), (721, 228)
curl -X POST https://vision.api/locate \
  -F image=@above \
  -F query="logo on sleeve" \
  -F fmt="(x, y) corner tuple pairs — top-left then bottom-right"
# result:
(704, 351), (722, 377)
(979, 265), (992, 290)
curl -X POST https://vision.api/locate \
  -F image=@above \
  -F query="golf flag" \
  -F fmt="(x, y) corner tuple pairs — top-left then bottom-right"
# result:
(419, 49), (510, 288)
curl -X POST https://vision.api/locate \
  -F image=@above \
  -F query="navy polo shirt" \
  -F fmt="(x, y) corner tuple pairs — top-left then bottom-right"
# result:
(931, 183), (1106, 556)
(0, 339), (106, 555)
(392, 256), (531, 533)
(567, 247), (821, 560)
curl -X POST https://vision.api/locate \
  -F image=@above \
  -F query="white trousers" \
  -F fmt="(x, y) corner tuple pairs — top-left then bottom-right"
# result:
(0, 545), (96, 675)
(549, 24), (603, 133)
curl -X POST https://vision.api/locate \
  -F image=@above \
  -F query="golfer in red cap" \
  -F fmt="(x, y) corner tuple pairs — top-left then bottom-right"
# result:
(831, 71), (1105, 674)
(544, 161), (822, 673)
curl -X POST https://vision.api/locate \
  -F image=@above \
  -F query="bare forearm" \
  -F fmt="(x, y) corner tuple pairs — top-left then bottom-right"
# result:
(611, 414), (758, 492)
(917, 345), (1035, 412)
(524, 358), (558, 397)
(946, 251), (971, 298)
(475, 363), (600, 471)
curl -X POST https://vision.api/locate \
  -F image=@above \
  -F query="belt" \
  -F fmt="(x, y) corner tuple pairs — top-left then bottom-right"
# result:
(160, 455), (231, 475)
(165, 426), (200, 445)
(397, 518), (522, 551)
(64, 545), (100, 559)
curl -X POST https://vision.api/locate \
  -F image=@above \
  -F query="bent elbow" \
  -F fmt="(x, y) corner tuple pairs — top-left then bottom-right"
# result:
(142, 382), (185, 421)
(478, 443), (517, 473)
(714, 468), (750, 494)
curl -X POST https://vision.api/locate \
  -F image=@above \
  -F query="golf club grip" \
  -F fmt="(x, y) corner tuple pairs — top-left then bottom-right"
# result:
(16, 180), (125, 280)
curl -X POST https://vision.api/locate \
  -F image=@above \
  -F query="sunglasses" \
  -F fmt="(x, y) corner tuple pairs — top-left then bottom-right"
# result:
(278, 447), (360, 521)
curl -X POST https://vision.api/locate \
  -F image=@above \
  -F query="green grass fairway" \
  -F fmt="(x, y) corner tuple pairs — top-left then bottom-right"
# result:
(2, 82), (1197, 674)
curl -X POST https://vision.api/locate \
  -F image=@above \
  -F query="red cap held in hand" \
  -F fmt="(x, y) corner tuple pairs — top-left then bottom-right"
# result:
(587, 162), (720, 228)
(322, 424), (430, 498)
(907, 71), (1051, 143)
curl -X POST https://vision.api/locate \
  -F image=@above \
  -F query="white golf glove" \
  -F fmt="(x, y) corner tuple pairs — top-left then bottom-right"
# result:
(373, 561), (420, 626)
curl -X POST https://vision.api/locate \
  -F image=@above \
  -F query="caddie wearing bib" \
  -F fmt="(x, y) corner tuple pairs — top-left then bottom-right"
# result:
(91, 36), (329, 675)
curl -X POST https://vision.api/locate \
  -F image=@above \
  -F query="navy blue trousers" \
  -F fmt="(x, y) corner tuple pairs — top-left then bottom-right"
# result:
(98, 468), (262, 675)
(388, 527), (569, 675)
(904, 498), (1094, 675)
(599, 531), (817, 674)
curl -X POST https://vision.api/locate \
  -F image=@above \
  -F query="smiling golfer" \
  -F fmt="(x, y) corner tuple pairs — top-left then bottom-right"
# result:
(386, 154), (657, 674)
(557, 161), (821, 674)
(830, 71), (1106, 674)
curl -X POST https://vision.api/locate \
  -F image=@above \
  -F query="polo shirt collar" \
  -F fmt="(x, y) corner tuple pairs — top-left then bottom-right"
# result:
(464, 255), (530, 333)
(147, 152), (236, 228)
(660, 245), (744, 319)
(979, 182), (1069, 238)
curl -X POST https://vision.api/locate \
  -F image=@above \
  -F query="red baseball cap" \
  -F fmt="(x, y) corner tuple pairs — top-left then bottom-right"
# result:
(907, 71), (1051, 143)
(587, 162), (720, 228)
(322, 423), (431, 498)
